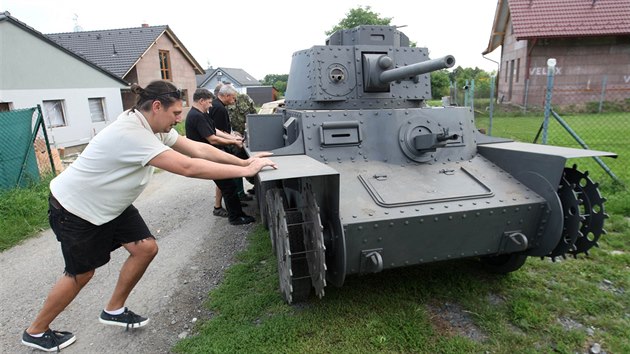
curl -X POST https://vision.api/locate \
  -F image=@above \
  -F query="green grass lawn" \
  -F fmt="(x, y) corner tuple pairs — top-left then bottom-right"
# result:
(0, 174), (53, 251)
(175, 221), (629, 353)
(175, 110), (629, 353)
(1, 110), (628, 352)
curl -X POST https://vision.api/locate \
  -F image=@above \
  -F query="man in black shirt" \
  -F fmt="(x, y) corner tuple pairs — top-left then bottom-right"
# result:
(185, 88), (255, 225)
(210, 84), (253, 202)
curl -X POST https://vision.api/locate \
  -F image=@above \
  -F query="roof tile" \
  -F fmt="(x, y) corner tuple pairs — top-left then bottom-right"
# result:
(509, 0), (630, 39)
(47, 26), (167, 78)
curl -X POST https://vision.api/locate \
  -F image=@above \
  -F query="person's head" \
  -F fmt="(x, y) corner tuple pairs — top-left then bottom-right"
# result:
(130, 80), (183, 133)
(217, 84), (238, 105)
(213, 82), (223, 97)
(193, 88), (214, 112)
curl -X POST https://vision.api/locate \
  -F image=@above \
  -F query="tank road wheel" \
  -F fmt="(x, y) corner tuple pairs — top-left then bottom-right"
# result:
(563, 165), (608, 256)
(548, 176), (582, 260)
(480, 253), (528, 274)
(273, 191), (312, 304)
(301, 183), (327, 299)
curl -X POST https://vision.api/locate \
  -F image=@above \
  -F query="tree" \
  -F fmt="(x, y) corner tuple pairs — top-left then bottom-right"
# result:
(326, 6), (392, 35)
(261, 74), (289, 97)
(430, 70), (451, 99)
(449, 66), (494, 98)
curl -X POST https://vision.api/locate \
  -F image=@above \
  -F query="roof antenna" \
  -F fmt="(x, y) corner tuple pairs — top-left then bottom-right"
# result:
(72, 14), (83, 32)
(112, 43), (118, 56)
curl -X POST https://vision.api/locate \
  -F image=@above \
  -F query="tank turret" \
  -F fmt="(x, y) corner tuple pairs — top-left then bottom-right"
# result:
(285, 26), (454, 110)
(245, 25), (616, 304)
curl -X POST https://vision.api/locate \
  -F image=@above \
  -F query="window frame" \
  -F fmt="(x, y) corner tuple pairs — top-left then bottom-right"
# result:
(88, 97), (107, 123)
(159, 50), (172, 81)
(43, 99), (67, 128)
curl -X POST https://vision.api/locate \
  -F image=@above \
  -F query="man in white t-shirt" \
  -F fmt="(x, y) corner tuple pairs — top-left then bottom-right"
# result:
(21, 80), (277, 352)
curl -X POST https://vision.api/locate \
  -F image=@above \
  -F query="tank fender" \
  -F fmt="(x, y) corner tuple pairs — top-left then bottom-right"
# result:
(478, 142), (616, 256)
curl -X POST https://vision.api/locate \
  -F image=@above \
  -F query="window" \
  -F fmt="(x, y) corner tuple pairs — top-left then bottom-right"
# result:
(159, 50), (171, 80)
(0, 102), (11, 112)
(43, 100), (67, 127)
(88, 98), (106, 122)
(505, 61), (509, 82)
(516, 58), (520, 83)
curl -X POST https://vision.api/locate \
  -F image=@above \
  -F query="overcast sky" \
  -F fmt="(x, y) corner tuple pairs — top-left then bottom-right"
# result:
(3, 0), (502, 80)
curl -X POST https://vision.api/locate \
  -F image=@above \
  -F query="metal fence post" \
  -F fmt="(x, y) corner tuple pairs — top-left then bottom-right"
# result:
(598, 75), (608, 113)
(464, 80), (469, 108)
(470, 79), (475, 110)
(542, 58), (556, 144)
(489, 75), (495, 136)
(37, 104), (57, 176)
(523, 79), (530, 113)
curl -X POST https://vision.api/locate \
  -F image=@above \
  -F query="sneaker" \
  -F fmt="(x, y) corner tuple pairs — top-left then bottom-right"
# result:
(22, 329), (76, 352)
(213, 207), (229, 217)
(99, 308), (149, 330)
(229, 215), (256, 225)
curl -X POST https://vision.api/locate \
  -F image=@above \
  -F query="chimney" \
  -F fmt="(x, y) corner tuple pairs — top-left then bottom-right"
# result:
(141, 23), (149, 28)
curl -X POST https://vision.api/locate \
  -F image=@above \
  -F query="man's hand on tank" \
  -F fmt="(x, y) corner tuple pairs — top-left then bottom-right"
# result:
(251, 151), (273, 158)
(247, 158), (277, 175)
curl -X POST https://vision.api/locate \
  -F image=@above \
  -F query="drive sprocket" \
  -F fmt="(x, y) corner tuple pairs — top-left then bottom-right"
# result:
(563, 165), (608, 256)
(548, 176), (582, 260)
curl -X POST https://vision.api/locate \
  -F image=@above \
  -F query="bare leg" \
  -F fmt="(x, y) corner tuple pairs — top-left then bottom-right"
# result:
(27, 271), (95, 334)
(104, 238), (158, 311)
(215, 186), (223, 209)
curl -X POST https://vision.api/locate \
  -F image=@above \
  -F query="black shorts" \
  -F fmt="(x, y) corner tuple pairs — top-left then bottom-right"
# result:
(48, 194), (153, 275)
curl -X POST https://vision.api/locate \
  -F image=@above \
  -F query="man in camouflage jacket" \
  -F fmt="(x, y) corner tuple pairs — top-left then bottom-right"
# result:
(227, 93), (257, 135)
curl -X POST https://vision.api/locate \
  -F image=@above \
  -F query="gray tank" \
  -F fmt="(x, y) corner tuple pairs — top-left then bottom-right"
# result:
(245, 25), (617, 303)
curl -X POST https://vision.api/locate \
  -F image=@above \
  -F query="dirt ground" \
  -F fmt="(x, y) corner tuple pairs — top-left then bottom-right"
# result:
(0, 172), (256, 353)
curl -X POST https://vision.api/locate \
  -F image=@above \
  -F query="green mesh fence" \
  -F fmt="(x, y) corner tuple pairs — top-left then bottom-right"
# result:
(473, 78), (629, 189)
(0, 107), (56, 189)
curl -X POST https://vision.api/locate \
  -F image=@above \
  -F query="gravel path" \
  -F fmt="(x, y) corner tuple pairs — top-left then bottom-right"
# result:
(0, 172), (256, 353)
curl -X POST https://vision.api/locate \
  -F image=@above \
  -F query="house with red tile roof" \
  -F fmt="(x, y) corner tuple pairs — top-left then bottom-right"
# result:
(484, 0), (630, 108)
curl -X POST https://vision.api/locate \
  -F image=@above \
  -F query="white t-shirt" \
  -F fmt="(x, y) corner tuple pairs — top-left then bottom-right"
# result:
(50, 109), (179, 225)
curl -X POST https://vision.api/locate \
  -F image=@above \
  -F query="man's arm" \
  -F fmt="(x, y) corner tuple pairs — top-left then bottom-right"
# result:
(207, 130), (243, 148)
(148, 149), (275, 180)
(171, 135), (245, 165)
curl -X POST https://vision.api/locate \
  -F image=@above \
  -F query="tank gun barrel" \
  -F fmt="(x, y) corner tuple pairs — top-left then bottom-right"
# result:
(379, 55), (456, 83)
(363, 54), (455, 92)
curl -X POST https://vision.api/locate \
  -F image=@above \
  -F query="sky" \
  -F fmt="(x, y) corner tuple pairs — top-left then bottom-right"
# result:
(2, 0), (502, 80)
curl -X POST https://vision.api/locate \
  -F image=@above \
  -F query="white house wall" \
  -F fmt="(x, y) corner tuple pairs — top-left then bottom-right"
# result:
(0, 18), (127, 148)
(1, 87), (123, 148)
